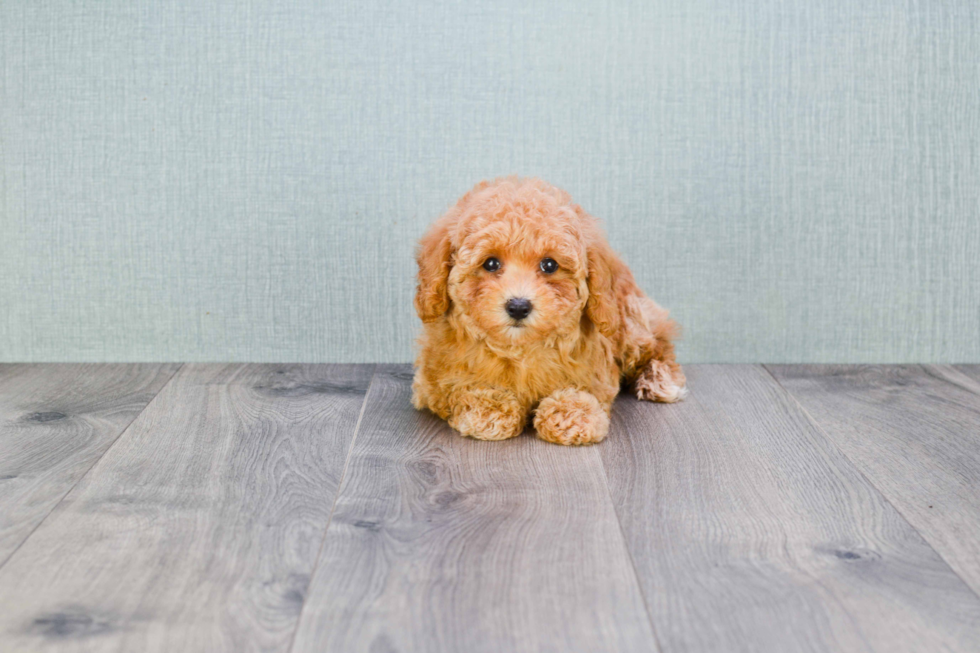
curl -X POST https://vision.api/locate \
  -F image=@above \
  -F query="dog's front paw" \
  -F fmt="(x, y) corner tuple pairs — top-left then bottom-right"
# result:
(533, 389), (610, 446)
(634, 360), (688, 403)
(448, 387), (526, 441)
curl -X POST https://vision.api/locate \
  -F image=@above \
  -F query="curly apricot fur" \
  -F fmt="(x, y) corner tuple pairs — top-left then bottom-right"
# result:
(447, 387), (526, 441)
(412, 177), (685, 446)
(534, 389), (610, 446)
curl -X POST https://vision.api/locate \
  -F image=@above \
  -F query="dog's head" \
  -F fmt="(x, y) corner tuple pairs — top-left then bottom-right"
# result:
(415, 177), (621, 349)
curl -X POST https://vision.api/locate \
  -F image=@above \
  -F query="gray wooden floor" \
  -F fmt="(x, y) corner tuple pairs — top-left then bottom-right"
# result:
(1, 364), (979, 653)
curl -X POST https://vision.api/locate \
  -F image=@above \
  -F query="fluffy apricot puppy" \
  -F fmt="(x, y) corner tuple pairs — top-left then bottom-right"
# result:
(412, 177), (686, 446)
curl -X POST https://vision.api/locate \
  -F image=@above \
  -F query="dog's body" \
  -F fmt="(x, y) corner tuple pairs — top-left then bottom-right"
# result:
(412, 178), (685, 445)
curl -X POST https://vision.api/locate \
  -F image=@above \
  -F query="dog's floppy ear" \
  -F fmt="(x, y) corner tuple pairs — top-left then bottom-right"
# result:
(415, 181), (490, 322)
(414, 213), (457, 322)
(585, 237), (623, 341)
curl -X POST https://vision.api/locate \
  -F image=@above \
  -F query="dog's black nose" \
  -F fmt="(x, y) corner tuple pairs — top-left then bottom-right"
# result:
(505, 297), (533, 320)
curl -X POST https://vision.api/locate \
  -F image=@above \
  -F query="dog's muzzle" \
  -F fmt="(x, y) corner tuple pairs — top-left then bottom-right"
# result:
(505, 297), (533, 321)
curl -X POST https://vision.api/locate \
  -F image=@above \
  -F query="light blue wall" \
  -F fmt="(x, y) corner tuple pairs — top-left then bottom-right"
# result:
(2, 1), (978, 363)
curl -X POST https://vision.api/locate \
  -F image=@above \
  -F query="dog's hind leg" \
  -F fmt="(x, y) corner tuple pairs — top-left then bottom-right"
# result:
(633, 358), (687, 403)
(623, 297), (687, 403)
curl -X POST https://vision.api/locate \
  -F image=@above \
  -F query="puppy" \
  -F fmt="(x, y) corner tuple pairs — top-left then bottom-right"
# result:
(412, 177), (685, 445)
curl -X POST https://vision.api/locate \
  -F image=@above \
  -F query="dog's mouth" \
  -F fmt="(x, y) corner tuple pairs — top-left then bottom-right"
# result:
(502, 322), (529, 338)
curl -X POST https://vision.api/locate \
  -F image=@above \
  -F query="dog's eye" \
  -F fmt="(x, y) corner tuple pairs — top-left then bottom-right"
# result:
(482, 257), (501, 272)
(539, 258), (559, 274)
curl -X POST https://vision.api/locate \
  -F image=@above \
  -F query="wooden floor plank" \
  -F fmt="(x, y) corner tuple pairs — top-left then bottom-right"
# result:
(957, 365), (980, 383)
(290, 365), (657, 653)
(602, 365), (980, 653)
(770, 364), (980, 598)
(0, 363), (180, 566)
(0, 363), (373, 653)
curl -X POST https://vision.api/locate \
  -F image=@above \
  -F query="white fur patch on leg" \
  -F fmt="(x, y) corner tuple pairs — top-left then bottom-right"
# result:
(634, 361), (687, 403)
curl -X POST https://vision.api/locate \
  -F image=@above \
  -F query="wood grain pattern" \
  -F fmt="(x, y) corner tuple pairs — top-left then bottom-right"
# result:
(0, 363), (180, 566)
(957, 366), (980, 383)
(601, 365), (980, 653)
(770, 364), (980, 597)
(0, 363), (373, 653)
(291, 366), (657, 653)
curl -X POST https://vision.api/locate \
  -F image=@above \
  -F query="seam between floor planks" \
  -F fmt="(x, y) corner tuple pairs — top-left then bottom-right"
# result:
(289, 365), (657, 653)
(765, 363), (980, 605)
(4, 364), (979, 652)
(601, 364), (980, 653)
(285, 368), (379, 653)
(595, 446), (666, 653)
(760, 363), (968, 591)
(0, 363), (184, 571)
(0, 363), (377, 652)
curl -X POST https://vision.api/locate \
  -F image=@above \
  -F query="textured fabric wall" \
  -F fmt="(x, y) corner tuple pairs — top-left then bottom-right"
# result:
(2, 1), (978, 363)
